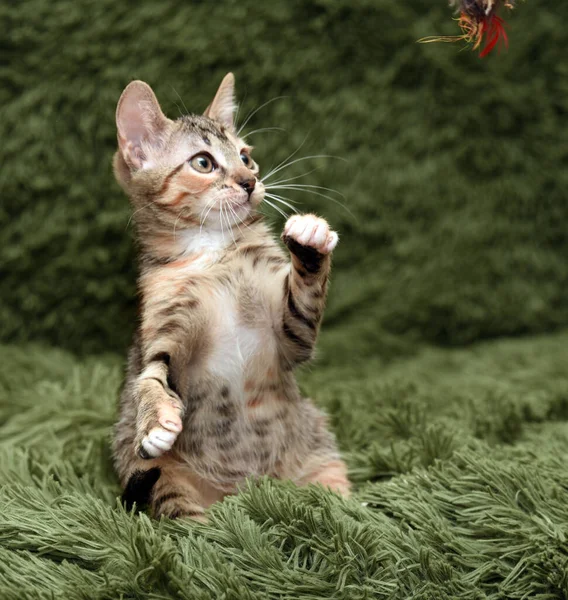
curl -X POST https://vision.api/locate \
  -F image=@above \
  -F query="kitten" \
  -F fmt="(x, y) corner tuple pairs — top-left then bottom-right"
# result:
(112, 73), (350, 521)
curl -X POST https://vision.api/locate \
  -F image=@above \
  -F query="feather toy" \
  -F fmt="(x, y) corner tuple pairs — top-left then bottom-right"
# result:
(419, 0), (518, 57)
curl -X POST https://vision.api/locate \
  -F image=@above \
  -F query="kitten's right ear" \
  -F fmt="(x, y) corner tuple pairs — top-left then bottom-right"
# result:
(116, 80), (170, 171)
(203, 73), (236, 131)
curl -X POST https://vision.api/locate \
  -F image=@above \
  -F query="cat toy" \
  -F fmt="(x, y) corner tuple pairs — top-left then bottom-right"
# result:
(419, 0), (519, 57)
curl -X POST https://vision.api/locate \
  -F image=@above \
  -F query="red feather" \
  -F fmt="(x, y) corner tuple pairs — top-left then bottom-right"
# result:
(479, 14), (509, 57)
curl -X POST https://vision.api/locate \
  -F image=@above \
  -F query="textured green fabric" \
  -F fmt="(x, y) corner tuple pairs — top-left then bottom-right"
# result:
(2, 334), (568, 598)
(2, 0), (568, 597)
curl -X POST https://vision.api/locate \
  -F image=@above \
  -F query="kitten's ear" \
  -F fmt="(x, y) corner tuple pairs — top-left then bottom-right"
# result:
(203, 73), (236, 132)
(116, 80), (170, 170)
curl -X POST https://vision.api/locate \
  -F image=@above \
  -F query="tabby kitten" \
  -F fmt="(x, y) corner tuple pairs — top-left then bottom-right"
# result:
(112, 73), (350, 520)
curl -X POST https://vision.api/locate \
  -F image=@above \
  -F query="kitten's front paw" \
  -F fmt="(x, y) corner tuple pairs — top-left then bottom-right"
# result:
(283, 214), (338, 255)
(140, 406), (182, 459)
(135, 380), (183, 459)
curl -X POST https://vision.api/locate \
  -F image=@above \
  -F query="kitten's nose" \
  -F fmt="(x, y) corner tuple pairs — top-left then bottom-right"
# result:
(238, 177), (256, 197)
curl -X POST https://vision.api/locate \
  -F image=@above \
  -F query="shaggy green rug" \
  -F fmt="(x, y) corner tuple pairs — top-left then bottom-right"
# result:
(2, 332), (568, 598)
(2, 0), (568, 597)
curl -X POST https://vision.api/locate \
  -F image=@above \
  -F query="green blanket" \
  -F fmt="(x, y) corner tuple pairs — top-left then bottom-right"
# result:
(2, 334), (568, 598)
(1, 0), (568, 597)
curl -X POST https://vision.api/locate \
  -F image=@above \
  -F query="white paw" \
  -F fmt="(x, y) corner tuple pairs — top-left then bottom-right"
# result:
(139, 402), (183, 458)
(141, 425), (179, 458)
(283, 214), (338, 255)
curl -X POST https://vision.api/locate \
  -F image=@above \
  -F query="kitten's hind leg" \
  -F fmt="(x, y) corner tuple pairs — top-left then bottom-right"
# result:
(150, 458), (209, 521)
(122, 455), (223, 522)
(296, 457), (351, 498)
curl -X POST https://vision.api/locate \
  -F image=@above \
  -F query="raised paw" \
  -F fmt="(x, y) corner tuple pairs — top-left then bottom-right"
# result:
(283, 214), (338, 255)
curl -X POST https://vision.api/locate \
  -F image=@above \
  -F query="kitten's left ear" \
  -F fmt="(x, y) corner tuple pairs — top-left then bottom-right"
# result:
(204, 73), (236, 132)
(116, 80), (171, 171)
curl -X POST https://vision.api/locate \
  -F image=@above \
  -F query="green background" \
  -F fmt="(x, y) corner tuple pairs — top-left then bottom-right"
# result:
(2, 0), (567, 359)
(2, 1), (568, 598)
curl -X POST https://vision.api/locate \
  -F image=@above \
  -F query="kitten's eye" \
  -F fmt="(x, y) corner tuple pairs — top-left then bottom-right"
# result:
(240, 152), (252, 167)
(189, 154), (216, 173)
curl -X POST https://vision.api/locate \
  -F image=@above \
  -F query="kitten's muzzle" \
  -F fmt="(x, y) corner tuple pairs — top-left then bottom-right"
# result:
(238, 176), (256, 197)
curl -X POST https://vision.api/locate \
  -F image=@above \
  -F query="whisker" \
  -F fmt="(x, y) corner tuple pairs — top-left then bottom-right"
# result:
(199, 193), (220, 225)
(176, 190), (225, 243)
(126, 202), (153, 230)
(199, 193), (223, 239)
(261, 136), (309, 182)
(225, 204), (246, 246)
(227, 201), (255, 234)
(241, 127), (287, 140)
(234, 104), (241, 131)
(218, 199), (226, 244)
(222, 204), (238, 247)
(225, 203), (244, 237)
(237, 96), (289, 136)
(220, 204), (232, 246)
(265, 192), (299, 205)
(173, 206), (192, 240)
(226, 206), (238, 247)
(172, 101), (184, 118)
(271, 187), (354, 218)
(264, 193), (299, 213)
(234, 88), (248, 130)
(265, 168), (321, 187)
(170, 86), (189, 115)
(265, 183), (346, 199)
(262, 154), (347, 183)
(262, 197), (289, 220)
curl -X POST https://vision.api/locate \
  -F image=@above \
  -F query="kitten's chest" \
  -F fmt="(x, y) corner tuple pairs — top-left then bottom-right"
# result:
(206, 286), (275, 391)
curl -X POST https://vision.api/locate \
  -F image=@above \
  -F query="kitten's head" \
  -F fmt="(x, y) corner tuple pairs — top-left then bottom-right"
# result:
(114, 73), (264, 246)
